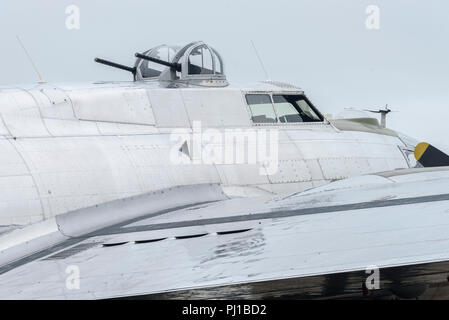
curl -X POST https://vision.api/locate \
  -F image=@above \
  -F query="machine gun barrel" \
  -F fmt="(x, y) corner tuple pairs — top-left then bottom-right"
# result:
(135, 53), (182, 72)
(94, 58), (136, 74)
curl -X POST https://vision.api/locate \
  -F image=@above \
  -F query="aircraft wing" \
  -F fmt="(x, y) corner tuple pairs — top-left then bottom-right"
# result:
(1, 167), (449, 299)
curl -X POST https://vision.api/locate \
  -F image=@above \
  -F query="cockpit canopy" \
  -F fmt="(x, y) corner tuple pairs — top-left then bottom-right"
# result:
(134, 41), (227, 87)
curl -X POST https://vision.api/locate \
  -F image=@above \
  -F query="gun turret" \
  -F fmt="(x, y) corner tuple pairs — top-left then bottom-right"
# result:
(93, 42), (227, 86)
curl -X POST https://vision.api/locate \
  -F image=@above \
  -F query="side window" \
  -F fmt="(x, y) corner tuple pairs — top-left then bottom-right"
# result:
(245, 94), (277, 123)
(273, 95), (323, 123)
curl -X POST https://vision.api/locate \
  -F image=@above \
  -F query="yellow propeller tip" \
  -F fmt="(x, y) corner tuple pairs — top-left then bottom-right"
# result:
(414, 142), (430, 161)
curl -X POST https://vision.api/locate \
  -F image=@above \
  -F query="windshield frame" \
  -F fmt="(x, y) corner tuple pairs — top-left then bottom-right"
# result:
(244, 91), (326, 126)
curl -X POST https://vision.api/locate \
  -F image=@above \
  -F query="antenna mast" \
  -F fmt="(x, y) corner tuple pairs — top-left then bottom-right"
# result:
(16, 36), (46, 84)
(250, 40), (270, 81)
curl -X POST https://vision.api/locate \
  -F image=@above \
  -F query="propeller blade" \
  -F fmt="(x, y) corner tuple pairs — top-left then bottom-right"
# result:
(363, 109), (382, 113)
(414, 142), (449, 168)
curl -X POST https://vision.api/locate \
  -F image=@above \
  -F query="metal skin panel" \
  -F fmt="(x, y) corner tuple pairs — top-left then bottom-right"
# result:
(149, 89), (190, 128)
(0, 89), (51, 137)
(0, 90), (18, 114)
(181, 89), (251, 127)
(0, 138), (43, 225)
(0, 118), (10, 136)
(43, 118), (101, 137)
(122, 134), (222, 190)
(255, 181), (319, 195)
(70, 87), (155, 125)
(16, 136), (145, 219)
(16, 136), (148, 217)
(0, 88), (39, 116)
(3, 134), (223, 223)
(0, 170), (448, 299)
(267, 159), (312, 184)
(95, 121), (159, 135)
(215, 164), (271, 186)
(286, 129), (408, 180)
(0, 81), (410, 229)
(0, 175), (42, 225)
(2, 114), (51, 137)
(318, 158), (372, 181)
(31, 86), (76, 120)
(0, 139), (29, 176)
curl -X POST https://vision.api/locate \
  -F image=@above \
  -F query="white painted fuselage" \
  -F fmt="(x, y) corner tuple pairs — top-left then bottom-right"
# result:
(0, 81), (411, 226)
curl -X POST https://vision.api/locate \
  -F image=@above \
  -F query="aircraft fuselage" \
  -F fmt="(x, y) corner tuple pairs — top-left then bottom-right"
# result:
(0, 81), (412, 226)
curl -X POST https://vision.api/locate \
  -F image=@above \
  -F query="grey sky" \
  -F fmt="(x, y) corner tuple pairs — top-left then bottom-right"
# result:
(1, 0), (448, 152)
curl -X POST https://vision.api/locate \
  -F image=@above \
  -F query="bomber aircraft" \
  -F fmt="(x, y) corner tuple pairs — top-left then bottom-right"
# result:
(0, 41), (449, 299)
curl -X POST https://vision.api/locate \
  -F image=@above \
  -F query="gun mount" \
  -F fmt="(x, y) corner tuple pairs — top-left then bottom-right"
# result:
(95, 41), (228, 87)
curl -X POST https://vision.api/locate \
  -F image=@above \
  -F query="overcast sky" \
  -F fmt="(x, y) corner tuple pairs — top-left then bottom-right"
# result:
(0, 0), (448, 152)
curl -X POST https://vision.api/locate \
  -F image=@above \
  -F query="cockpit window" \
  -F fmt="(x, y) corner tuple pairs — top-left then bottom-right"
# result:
(246, 94), (277, 123)
(273, 95), (323, 122)
(272, 95), (303, 123)
(188, 45), (214, 75)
